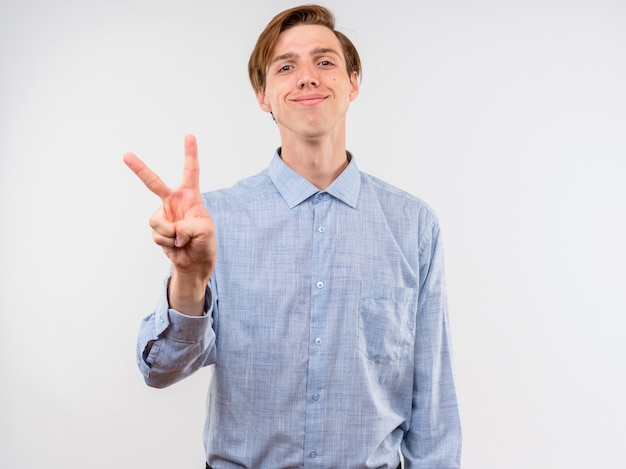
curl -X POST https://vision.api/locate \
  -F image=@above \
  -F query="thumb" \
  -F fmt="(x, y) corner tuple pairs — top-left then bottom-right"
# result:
(174, 230), (191, 248)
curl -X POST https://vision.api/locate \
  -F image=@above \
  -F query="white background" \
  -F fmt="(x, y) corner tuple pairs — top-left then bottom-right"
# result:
(1, 0), (625, 467)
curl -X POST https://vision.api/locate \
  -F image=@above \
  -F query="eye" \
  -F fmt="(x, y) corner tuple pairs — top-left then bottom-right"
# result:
(278, 64), (293, 73)
(318, 60), (333, 67)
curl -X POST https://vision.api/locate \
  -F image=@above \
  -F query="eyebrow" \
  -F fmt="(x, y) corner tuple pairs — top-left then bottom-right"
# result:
(270, 47), (341, 66)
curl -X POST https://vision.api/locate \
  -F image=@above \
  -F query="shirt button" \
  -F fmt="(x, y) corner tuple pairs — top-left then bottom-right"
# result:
(316, 281), (324, 289)
(318, 226), (326, 233)
(314, 193), (326, 204)
(309, 451), (317, 458)
(312, 393), (320, 401)
(314, 338), (322, 346)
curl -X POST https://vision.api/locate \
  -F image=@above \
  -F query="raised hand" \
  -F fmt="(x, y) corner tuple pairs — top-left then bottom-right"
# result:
(124, 135), (216, 315)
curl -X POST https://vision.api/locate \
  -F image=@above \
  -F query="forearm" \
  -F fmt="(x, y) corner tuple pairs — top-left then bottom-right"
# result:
(403, 317), (461, 468)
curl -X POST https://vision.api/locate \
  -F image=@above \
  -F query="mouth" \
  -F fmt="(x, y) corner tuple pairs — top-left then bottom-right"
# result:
(291, 95), (328, 106)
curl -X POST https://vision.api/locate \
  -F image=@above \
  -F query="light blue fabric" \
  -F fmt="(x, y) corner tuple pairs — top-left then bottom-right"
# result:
(137, 151), (461, 468)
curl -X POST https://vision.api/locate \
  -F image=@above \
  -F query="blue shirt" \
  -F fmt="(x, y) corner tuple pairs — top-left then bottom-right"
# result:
(137, 152), (461, 468)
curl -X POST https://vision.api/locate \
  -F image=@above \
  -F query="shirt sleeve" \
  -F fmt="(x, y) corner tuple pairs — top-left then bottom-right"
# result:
(136, 275), (217, 388)
(402, 223), (462, 468)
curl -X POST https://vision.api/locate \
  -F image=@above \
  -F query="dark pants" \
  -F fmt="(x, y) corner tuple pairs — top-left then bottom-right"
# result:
(206, 464), (402, 469)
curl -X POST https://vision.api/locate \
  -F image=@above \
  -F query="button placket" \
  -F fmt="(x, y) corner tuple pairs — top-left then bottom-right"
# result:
(304, 191), (331, 464)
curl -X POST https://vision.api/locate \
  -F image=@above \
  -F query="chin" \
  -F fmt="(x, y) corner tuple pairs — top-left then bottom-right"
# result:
(299, 120), (332, 138)
(277, 113), (339, 140)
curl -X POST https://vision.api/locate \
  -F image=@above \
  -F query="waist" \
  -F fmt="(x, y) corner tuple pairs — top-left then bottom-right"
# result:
(206, 464), (402, 469)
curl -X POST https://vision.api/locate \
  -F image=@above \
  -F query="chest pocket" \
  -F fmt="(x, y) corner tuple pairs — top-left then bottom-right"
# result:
(358, 281), (418, 364)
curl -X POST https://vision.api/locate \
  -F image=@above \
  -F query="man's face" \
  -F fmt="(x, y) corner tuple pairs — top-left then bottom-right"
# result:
(257, 24), (359, 142)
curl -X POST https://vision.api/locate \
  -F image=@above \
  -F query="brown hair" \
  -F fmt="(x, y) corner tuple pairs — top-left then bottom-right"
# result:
(248, 4), (362, 93)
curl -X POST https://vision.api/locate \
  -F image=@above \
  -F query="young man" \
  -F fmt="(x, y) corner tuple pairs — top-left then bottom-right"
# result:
(124, 5), (461, 468)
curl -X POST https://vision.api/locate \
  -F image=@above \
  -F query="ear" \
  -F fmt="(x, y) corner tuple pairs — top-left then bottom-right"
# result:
(348, 71), (359, 102)
(257, 90), (272, 113)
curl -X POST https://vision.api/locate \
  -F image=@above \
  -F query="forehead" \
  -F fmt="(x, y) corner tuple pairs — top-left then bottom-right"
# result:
(272, 24), (344, 59)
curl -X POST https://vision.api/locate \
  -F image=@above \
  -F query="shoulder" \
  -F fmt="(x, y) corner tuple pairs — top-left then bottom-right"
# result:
(201, 170), (273, 212)
(360, 171), (440, 227)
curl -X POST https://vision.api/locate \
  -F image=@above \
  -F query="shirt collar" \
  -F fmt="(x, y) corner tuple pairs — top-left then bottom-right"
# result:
(268, 149), (361, 209)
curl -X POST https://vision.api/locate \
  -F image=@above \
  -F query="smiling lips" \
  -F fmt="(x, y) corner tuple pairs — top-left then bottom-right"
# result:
(292, 94), (328, 106)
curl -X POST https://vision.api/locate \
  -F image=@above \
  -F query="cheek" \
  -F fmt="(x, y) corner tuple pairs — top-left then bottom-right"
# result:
(262, 91), (278, 110)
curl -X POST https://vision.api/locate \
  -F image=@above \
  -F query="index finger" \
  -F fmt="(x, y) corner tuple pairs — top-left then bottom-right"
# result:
(123, 152), (171, 200)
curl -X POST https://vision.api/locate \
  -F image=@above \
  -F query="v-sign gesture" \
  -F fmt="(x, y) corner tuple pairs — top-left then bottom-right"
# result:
(124, 135), (216, 316)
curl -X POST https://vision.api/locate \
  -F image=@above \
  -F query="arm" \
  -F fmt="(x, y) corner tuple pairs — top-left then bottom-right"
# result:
(402, 224), (462, 468)
(125, 135), (218, 386)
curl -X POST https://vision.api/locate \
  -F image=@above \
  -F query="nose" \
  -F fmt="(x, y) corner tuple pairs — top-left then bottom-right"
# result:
(298, 66), (319, 88)
(298, 77), (318, 88)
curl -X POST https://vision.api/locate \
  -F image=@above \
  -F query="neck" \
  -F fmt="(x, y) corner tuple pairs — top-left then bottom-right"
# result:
(279, 134), (348, 190)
